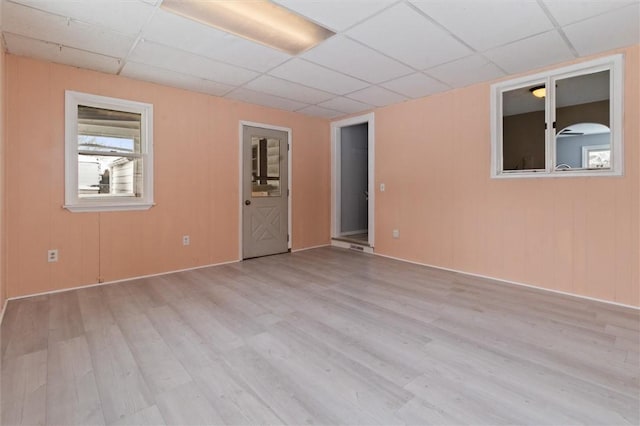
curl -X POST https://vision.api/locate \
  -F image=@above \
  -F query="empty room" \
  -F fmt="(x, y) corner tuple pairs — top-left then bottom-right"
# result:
(0, 0), (639, 425)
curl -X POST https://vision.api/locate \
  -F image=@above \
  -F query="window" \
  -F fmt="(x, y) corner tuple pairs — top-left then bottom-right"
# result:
(491, 54), (623, 178)
(65, 91), (154, 212)
(251, 136), (281, 197)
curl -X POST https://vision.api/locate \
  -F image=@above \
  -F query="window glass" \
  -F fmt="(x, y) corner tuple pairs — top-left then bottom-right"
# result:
(76, 105), (143, 198)
(502, 83), (546, 171)
(555, 70), (610, 170)
(251, 136), (281, 197)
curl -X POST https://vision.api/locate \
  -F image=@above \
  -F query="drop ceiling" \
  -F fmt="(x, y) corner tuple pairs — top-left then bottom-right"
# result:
(1, 0), (638, 119)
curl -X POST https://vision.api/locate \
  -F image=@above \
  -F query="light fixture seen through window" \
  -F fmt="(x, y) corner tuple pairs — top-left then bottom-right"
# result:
(529, 85), (546, 98)
(160, 0), (335, 55)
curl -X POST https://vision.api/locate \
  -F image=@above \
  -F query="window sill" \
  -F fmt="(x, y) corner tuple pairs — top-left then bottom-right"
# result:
(491, 169), (623, 179)
(64, 202), (155, 213)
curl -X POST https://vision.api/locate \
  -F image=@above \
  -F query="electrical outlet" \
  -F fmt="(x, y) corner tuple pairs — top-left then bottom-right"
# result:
(48, 249), (58, 262)
(392, 229), (400, 239)
(182, 235), (190, 246)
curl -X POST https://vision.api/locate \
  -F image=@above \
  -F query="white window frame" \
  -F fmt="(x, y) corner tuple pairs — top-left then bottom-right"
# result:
(64, 91), (154, 212)
(490, 54), (623, 179)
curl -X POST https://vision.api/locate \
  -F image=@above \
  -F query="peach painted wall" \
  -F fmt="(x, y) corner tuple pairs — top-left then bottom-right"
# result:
(375, 45), (640, 307)
(6, 55), (330, 298)
(0, 47), (6, 310)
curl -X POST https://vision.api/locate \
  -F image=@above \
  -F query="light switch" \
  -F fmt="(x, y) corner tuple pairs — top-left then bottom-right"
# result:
(380, 183), (385, 192)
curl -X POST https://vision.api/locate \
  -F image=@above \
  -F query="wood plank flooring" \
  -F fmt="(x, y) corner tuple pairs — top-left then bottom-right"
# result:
(1, 247), (638, 425)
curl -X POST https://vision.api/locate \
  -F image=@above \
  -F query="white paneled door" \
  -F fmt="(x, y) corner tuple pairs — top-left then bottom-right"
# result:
(242, 126), (289, 259)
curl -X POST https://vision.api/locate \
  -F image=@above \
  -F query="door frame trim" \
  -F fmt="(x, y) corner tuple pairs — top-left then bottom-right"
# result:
(330, 112), (375, 248)
(238, 121), (292, 260)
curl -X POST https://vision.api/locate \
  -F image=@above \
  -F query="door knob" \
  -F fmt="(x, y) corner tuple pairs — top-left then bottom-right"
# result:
(245, 200), (251, 205)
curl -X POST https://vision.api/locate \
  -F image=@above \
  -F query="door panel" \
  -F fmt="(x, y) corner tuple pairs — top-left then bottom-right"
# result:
(242, 125), (288, 259)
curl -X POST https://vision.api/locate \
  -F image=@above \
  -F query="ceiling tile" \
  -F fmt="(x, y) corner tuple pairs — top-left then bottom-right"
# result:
(3, 1), (135, 57)
(347, 3), (471, 69)
(129, 40), (258, 86)
(410, 0), (554, 52)
(483, 30), (575, 74)
(562, 3), (640, 56)
(121, 61), (232, 96)
(4, 32), (122, 73)
(347, 86), (407, 107)
(296, 105), (343, 119)
(543, 0), (637, 26)
(426, 54), (505, 88)
(225, 88), (308, 112)
(268, 59), (369, 95)
(7, 0), (156, 36)
(4, 0), (632, 114)
(302, 36), (413, 84)
(272, 0), (395, 32)
(142, 9), (291, 72)
(317, 97), (373, 114)
(380, 72), (450, 98)
(245, 76), (334, 104)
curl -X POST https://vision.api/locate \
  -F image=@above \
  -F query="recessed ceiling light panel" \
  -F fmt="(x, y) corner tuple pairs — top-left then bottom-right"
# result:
(161, 0), (335, 55)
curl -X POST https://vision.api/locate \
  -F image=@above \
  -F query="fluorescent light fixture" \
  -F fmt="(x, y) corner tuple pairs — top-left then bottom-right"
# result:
(160, 0), (335, 55)
(529, 85), (546, 98)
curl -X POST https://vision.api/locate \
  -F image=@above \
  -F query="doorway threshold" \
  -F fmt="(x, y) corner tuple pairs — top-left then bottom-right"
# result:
(333, 233), (369, 245)
(331, 238), (374, 254)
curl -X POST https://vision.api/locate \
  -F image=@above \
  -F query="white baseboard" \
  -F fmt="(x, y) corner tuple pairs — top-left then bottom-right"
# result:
(3, 259), (240, 304)
(292, 243), (331, 253)
(4, 247), (635, 329)
(0, 297), (7, 328)
(1, 243), (336, 309)
(375, 252), (639, 311)
(3, 243), (335, 307)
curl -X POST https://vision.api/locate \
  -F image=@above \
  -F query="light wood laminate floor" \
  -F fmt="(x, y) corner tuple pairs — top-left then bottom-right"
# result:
(1, 247), (638, 425)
